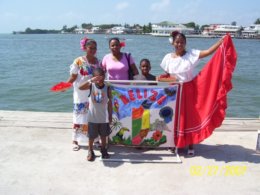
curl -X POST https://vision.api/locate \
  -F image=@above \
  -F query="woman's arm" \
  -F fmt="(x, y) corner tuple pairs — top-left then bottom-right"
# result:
(199, 36), (225, 59)
(130, 63), (139, 76)
(79, 79), (92, 90)
(107, 87), (112, 123)
(66, 74), (77, 83)
(157, 73), (177, 82)
(79, 76), (104, 90)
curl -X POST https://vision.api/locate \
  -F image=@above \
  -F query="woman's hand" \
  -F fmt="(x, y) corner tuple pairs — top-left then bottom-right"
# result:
(157, 73), (177, 82)
(199, 35), (226, 59)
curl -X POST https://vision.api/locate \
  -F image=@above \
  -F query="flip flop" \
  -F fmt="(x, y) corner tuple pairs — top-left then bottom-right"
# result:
(87, 150), (96, 161)
(72, 143), (80, 151)
(168, 147), (176, 154)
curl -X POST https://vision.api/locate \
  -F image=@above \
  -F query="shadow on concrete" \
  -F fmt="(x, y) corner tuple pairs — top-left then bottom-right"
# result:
(190, 144), (260, 163)
(98, 145), (180, 167)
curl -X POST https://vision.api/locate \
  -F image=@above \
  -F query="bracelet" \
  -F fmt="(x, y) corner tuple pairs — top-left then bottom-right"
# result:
(87, 79), (92, 83)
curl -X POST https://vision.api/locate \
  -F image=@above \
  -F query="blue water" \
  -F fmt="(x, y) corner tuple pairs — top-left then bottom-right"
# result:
(0, 34), (259, 117)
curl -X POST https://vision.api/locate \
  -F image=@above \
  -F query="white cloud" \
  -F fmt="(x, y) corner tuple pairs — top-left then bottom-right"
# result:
(115, 2), (129, 11)
(150, 0), (171, 12)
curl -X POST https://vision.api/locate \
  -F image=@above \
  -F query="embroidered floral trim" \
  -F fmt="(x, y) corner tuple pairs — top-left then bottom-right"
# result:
(73, 102), (89, 114)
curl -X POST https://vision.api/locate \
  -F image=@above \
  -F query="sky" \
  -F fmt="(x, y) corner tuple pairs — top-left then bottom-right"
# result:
(0, 0), (259, 33)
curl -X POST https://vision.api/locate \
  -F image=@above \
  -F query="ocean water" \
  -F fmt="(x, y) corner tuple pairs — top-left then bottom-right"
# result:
(0, 34), (259, 117)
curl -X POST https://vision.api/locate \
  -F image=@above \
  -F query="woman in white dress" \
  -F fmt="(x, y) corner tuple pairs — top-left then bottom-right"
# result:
(159, 31), (225, 156)
(66, 37), (102, 151)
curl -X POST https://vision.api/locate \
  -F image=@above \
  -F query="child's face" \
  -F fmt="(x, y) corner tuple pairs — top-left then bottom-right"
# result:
(140, 61), (151, 75)
(93, 72), (105, 86)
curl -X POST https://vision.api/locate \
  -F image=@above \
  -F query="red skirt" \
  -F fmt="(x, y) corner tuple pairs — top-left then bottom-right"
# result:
(174, 35), (237, 148)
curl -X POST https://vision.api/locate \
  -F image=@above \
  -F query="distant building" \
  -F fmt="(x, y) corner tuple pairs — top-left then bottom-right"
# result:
(131, 25), (143, 34)
(90, 26), (105, 34)
(73, 27), (105, 34)
(111, 26), (126, 34)
(151, 21), (195, 36)
(202, 24), (219, 35)
(211, 25), (242, 37)
(242, 24), (260, 38)
(202, 24), (243, 37)
(74, 28), (87, 34)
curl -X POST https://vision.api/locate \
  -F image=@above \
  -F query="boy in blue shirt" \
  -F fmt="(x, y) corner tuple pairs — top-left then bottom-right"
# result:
(79, 67), (112, 161)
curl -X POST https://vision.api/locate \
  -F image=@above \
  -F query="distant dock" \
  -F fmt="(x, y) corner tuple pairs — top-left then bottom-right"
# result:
(0, 110), (259, 194)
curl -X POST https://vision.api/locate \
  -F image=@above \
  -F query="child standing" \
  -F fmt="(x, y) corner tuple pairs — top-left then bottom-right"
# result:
(135, 58), (156, 85)
(79, 67), (112, 161)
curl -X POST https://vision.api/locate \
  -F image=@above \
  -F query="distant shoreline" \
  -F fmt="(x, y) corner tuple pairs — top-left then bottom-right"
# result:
(10, 32), (260, 39)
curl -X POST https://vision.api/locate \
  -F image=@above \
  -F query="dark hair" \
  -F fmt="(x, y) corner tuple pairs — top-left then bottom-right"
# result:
(109, 37), (120, 45)
(140, 58), (151, 66)
(85, 39), (97, 47)
(170, 31), (186, 43)
(93, 67), (105, 76)
(80, 37), (96, 50)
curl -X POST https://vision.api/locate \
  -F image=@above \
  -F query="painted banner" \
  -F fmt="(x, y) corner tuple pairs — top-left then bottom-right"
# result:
(109, 84), (179, 147)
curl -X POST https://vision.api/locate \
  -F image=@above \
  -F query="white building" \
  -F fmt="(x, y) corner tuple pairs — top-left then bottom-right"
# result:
(242, 24), (260, 38)
(111, 26), (126, 34)
(74, 28), (89, 34)
(202, 24), (220, 35)
(151, 21), (195, 36)
(210, 25), (242, 37)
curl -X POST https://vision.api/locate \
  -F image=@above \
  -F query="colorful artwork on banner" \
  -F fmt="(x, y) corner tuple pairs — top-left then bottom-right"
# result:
(109, 84), (178, 147)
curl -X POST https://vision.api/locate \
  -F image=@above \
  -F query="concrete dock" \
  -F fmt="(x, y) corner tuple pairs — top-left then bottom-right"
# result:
(0, 110), (260, 195)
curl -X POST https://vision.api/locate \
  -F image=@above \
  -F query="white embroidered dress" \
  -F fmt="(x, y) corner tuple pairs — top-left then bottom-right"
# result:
(69, 56), (100, 124)
(160, 49), (200, 82)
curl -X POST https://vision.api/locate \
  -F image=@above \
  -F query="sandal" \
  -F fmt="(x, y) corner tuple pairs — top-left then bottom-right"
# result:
(168, 147), (176, 154)
(87, 150), (96, 161)
(187, 149), (195, 157)
(101, 148), (110, 159)
(72, 143), (80, 151)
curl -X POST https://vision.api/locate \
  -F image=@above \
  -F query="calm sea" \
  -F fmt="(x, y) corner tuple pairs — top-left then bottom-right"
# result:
(0, 34), (259, 117)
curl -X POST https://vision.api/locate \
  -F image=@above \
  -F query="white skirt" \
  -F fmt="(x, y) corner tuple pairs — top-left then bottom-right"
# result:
(72, 102), (89, 124)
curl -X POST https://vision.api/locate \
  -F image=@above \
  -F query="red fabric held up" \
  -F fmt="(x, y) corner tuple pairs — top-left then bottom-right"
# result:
(174, 35), (237, 148)
(50, 82), (72, 92)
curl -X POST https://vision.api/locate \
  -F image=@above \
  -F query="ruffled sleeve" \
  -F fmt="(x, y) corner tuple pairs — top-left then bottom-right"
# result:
(70, 57), (82, 75)
(160, 53), (171, 73)
(188, 49), (200, 69)
(160, 50), (200, 75)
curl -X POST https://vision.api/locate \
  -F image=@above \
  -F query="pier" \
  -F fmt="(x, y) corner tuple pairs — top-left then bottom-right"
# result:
(0, 110), (259, 194)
